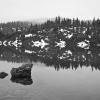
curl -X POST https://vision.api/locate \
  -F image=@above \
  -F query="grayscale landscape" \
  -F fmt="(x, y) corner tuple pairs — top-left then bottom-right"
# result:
(0, 0), (100, 100)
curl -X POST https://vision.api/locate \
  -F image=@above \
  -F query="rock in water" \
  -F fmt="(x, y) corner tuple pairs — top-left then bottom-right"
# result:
(11, 64), (33, 78)
(10, 64), (33, 85)
(0, 72), (8, 79)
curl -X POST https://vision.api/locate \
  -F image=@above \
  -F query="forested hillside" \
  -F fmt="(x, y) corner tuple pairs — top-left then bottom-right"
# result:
(0, 17), (100, 49)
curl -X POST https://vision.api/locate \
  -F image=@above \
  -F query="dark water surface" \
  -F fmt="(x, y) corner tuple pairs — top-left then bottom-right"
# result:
(0, 61), (100, 100)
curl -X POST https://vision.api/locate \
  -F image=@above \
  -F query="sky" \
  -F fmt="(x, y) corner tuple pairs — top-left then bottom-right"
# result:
(0, 0), (100, 22)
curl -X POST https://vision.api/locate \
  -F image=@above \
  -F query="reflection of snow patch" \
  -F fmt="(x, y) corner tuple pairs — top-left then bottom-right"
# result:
(45, 37), (49, 41)
(58, 50), (72, 60)
(88, 35), (91, 38)
(77, 41), (89, 49)
(25, 49), (32, 54)
(32, 39), (48, 48)
(82, 30), (86, 34)
(69, 27), (73, 30)
(87, 51), (91, 54)
(0, 41), (2, 45)
(84, 40), (89, 43)
(66, 30), (70, 33)
(59, 56), (65, 59)
(25, 49), (36, 54)
(12, 38), (22, 48)
(63, 32), (67, 36)
(82, 55), (86, 60)
(65, 50), (72, 55)
(33, 41), (41, 47)
(8, 41), (12, 46)
(41, 39), (48, 48)
(97, 44), (100, 46)
(82, 28), (87, 34)
(56, 41), (66, 48)
(3, 40), (7, 46)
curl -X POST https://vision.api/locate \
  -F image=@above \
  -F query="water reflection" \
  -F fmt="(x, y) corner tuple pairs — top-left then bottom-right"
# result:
(0, 46), (100, 71)
(11, 77), (33, 85)
(0, 41), (100, 87)
(0, 46), (99, 100)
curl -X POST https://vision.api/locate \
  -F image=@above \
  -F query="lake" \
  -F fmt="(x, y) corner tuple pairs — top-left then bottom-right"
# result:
(0, 60), (100, 100)
(0, 33), (100, 100)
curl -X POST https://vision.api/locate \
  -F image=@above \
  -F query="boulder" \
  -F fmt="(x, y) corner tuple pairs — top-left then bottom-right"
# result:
(11, 64), (33, 78)
(10, 64), (33, 85)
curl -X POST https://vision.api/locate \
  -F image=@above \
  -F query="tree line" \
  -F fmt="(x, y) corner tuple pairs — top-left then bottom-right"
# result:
(0, 17), (100, 47)
(0, 17), (100, 34)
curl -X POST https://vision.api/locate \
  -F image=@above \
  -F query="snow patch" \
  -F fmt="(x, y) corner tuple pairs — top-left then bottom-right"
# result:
(59, 29), (66, 32)
(25, 34), (33, 38)
(66, 34), (73, 39)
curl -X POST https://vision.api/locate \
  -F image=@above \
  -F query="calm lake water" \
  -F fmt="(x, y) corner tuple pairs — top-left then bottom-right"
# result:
(0, 61), (100, 100)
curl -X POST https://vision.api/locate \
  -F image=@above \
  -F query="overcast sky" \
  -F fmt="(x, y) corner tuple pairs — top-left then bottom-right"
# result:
(0, 0), (99, 22)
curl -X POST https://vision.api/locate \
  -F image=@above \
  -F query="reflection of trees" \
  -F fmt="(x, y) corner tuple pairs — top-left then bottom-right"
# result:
(1, 17), (100, 73)
(0, 44), (100, 71)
